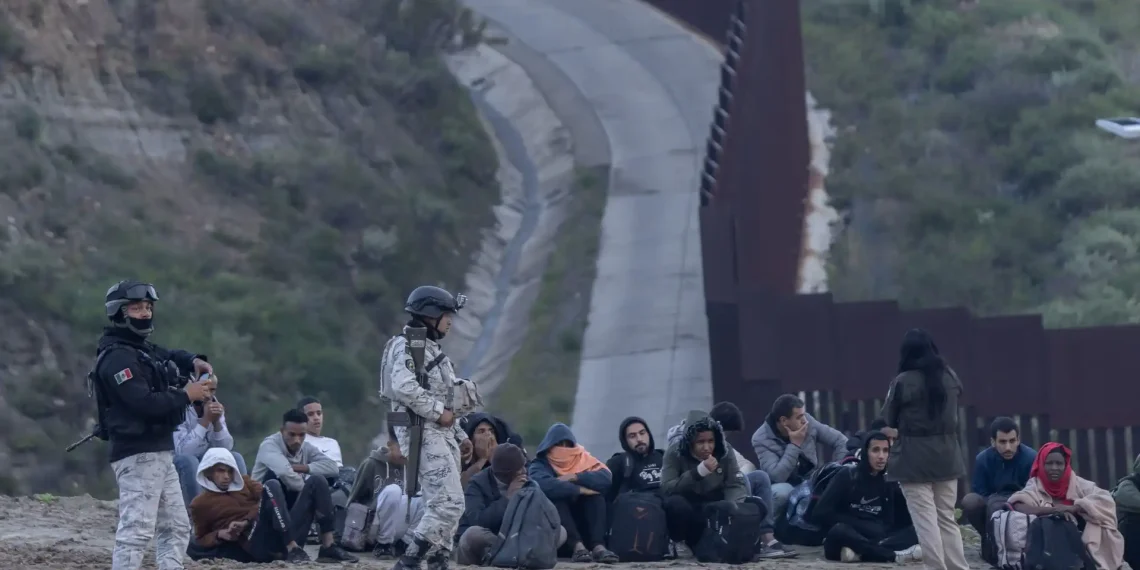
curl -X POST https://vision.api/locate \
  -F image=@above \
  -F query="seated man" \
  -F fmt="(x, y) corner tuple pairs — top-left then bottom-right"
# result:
(461, 412), (517, 489)
(457, 443), (567, 564)
(660, 410), (753, 553)
(710, 402), (796, 559)
(961, 417), (1035, 535)
(751, 394), (848, 515)
(815, 432), (922, 564)
(345, 425), (425, 559)
(190, 447), (325, 563)
(250, 408), (354, 562)
(298, 396), (343, 467)
(605, 416), (664, 503)
(1009, 442), (1124, 570)
(173, 377), (245, 505)
(529, 422), (619, 564)
(1112, 453), (1140, 570)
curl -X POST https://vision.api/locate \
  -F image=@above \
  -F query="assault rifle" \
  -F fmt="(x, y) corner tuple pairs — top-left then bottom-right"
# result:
(386, 325), (428, 523)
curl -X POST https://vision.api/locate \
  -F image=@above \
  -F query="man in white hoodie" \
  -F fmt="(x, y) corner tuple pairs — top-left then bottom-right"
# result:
(173, 379), (244, 505)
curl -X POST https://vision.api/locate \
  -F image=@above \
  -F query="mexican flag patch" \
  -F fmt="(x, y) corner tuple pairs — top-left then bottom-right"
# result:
(114, 368), (134, 384)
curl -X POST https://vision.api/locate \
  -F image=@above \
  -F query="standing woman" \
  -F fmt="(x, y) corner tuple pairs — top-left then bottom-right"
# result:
(880, 329), (969, 570)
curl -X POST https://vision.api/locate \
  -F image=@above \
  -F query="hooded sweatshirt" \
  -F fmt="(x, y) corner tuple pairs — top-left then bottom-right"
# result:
(346, 446), (405, 505)
(251, 432), (339, 492)
(812, 434), (909, 540)
(189, 448), (262, 550)
(605, 417), (665, 502)
(462, 412), (523, 469)
(1112, 454), (1140, 526)
(660, 410), (748, 503)
(527, 423), (612, 501)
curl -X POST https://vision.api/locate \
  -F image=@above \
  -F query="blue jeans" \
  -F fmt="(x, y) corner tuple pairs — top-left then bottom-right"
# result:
(174, 451), (247, 505)
(746, 470), (776, 535)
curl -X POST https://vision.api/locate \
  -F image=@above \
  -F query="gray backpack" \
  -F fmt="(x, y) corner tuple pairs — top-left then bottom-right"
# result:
(487, 481), (560, 569)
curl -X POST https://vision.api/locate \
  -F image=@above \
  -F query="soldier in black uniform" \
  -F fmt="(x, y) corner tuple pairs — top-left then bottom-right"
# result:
(94, 280), (214, 570)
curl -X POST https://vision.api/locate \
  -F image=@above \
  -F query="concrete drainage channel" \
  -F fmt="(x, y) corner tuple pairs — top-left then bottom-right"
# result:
(443, 41), (578, 398)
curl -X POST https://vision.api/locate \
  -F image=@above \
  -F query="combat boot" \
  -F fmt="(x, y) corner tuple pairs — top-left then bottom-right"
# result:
(426, 548), (452, 570)
(390, 537), (431, 570)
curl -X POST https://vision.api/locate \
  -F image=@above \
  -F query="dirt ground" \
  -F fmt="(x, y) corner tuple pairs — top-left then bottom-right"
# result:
(0, 494), (987, 569)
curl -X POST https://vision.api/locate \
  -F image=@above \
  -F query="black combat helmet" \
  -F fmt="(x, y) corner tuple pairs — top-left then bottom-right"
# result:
(404, 286), (466, 319)
(105, 280), (159, 337)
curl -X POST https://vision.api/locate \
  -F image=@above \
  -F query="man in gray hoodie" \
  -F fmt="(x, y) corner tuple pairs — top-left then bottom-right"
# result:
(249, 408), (353, 562)
(751, 394), (848, 516)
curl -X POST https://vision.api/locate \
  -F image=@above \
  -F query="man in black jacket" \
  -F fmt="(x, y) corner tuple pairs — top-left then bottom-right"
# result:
(455, 444), (566, 565)
(605, 417), (663, 503)
(815, 432), (922, 563)
(95, 280), (215, 570)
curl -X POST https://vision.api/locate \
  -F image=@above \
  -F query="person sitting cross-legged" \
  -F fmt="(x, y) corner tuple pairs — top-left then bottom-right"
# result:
(815, 432), (922, 564)
(529, 423), (619, 564)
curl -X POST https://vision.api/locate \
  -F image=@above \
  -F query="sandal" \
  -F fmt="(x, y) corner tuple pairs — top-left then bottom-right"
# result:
(571, 549), (593, 563)
(592, 548), (620, 564)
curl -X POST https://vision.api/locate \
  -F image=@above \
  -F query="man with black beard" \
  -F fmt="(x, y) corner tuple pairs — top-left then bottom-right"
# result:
(605, 417), (664, 502)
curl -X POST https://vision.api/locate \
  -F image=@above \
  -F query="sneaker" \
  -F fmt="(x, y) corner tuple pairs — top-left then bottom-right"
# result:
(287, 546), (311, 564)
(756, 540), (798, 559)
(673, 541), (694, 559)
(841, 546), (861, 563)
(425, 549), (451, 570)
(318, 544), (360, 563)
(895, 545), (923, 563)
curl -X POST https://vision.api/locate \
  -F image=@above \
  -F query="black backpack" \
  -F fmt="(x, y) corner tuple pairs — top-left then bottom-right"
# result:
(694, 498), (763, 564)
(607, 492), (668, 562)
(1023, 514), (1096, 570)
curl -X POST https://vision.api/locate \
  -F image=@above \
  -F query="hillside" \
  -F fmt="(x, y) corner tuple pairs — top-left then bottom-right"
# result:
(812, 0), (1140, 325)
(0, 0), (498, 497)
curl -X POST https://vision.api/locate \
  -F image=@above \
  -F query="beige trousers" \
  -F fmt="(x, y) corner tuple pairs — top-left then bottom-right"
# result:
(899, 480), (970, 570)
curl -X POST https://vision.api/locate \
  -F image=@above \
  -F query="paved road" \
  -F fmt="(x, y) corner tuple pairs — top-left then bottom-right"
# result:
(463, 0), (720, 455)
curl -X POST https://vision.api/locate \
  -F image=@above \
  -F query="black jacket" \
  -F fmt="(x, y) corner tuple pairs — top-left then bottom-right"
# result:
(457, 468), (509, 541)
(813, 438), (910, 540)
(94, 328), (202, 462)
(605, 416), (664, 503)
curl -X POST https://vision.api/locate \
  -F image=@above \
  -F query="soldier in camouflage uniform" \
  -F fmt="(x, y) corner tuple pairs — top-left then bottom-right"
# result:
(94, 281), (215, 569)
(381, 286), (483, 570)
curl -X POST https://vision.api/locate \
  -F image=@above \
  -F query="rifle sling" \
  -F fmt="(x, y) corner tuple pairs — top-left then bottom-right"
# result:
(387, 353), (449, 427)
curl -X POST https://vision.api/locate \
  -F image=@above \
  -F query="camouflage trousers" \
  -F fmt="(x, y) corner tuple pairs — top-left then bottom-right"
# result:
(398, 428), (464, 554)
(111, 450), (191, 570)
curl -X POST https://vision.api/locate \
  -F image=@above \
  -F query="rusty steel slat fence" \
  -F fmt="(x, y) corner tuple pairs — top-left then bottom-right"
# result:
(649, 0), (1140, 491)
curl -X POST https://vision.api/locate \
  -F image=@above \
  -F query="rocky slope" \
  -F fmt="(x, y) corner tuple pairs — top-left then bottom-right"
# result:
(0, 0), (498, 497)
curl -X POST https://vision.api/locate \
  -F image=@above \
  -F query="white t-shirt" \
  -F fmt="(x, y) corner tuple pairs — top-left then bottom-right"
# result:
(306, 435), (343, 467)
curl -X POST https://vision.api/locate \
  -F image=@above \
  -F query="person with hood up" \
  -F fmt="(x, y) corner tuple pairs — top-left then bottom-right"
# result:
(460, 412), (521, 489)
(345, 425), (425, 559)
(189, 448), (358, 563)
(815, 432), (922, 564)
(528, 422), (620, 564)
(605, 416), (665, 503)
(660, 410), (752, 551)
(1112, 453), (1140, 570)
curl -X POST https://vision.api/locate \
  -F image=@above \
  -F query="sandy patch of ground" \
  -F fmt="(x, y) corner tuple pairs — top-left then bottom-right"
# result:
(0, 494), (987, 569)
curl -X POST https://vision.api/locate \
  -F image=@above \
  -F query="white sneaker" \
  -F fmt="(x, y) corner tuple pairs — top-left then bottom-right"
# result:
(673, 542), (693, 559)
(841, 547), (861, 563)
(895, 545), (922, 563)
